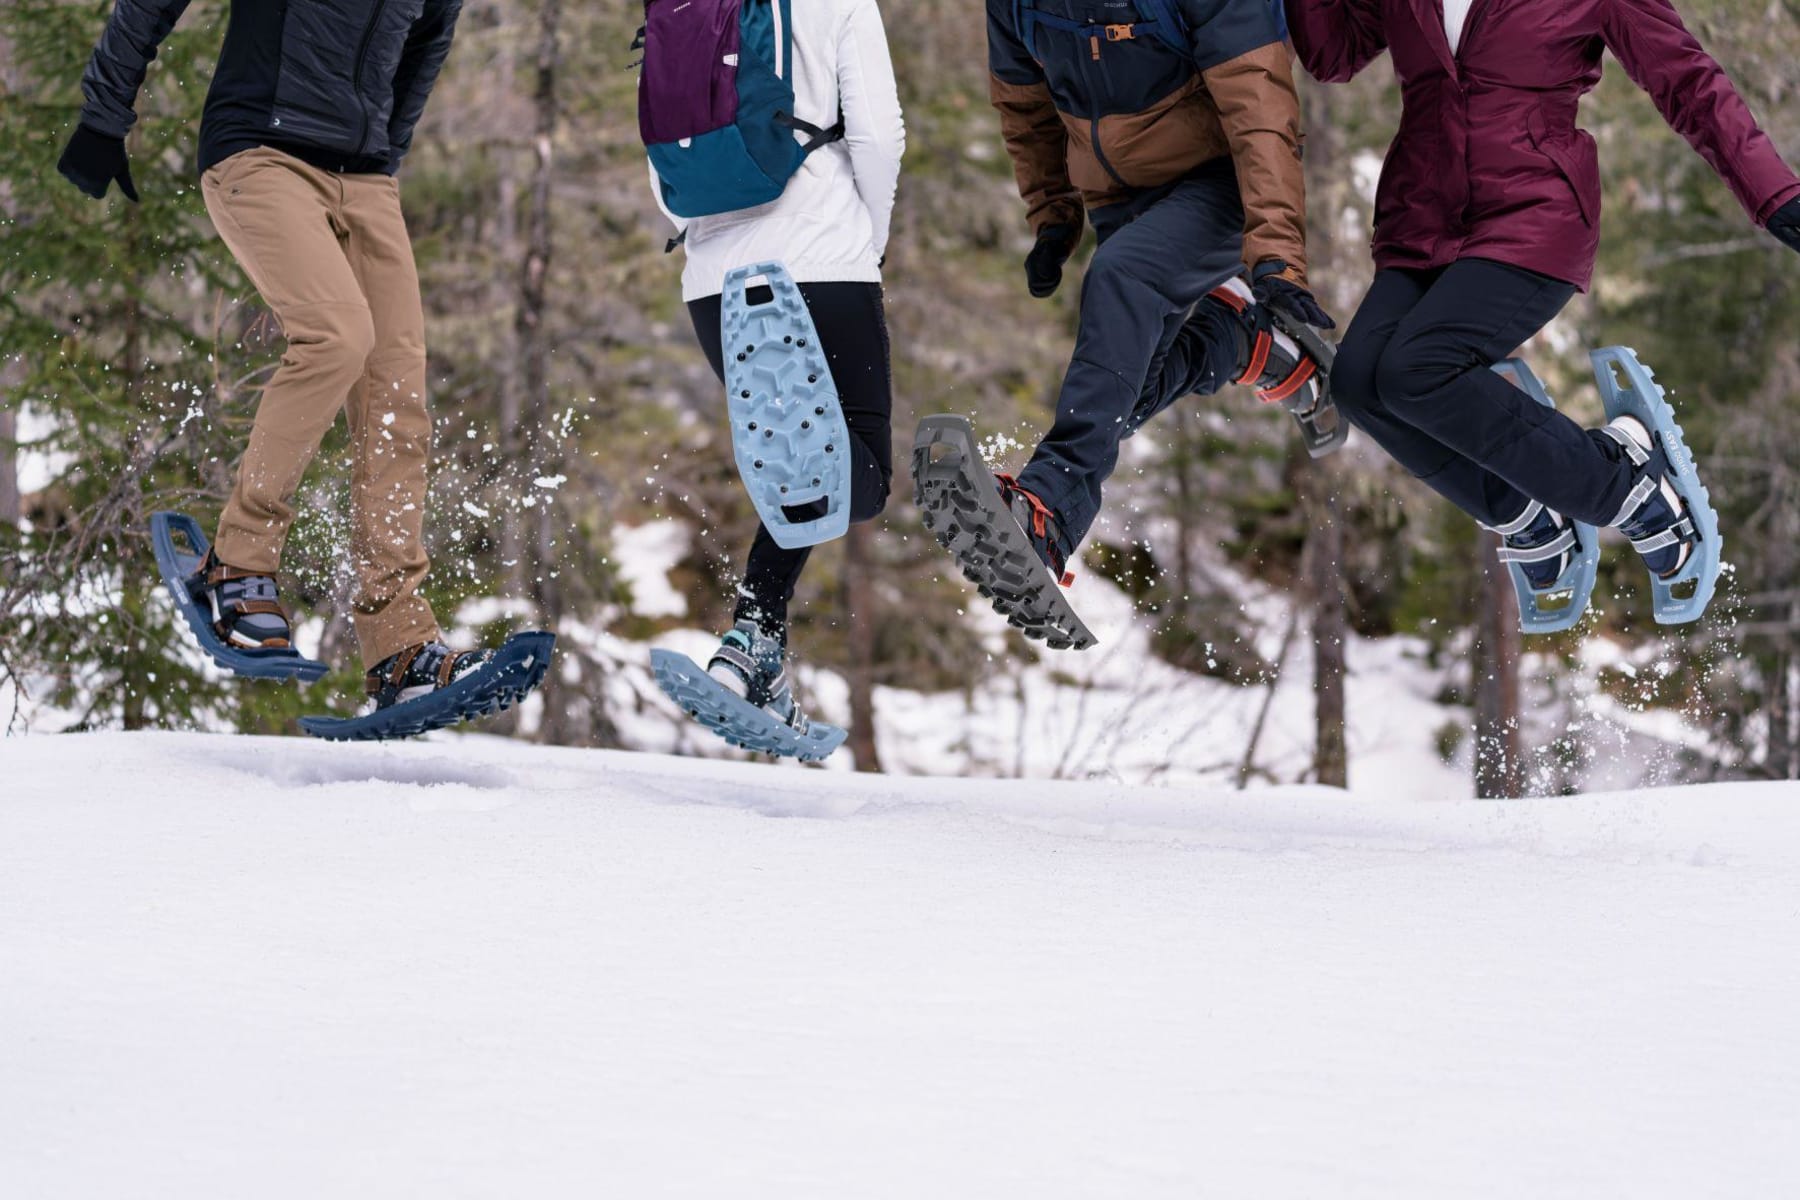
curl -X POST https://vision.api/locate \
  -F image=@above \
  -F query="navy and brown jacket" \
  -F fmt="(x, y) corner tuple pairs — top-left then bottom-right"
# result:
(989, 0), (1309, 282)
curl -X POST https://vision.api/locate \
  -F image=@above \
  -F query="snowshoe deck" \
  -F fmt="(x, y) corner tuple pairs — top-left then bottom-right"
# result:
(1592, 346), (1722, 625)
(1491, 360), (1601, 635)
(1265, 308), (1349, 459)
(722, 262), (852, 550)
(911, 415), (1097, 651)
(149, 511), (329, 683)
(298, 632), (555, 742)
(651, 649), (847, 762)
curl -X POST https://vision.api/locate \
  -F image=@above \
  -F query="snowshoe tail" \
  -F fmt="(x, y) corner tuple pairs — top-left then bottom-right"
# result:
(149, 511), (329, 682)
(1265, 309), (1349, 459)
(1490, 360), (1601, 635)
(651, 649), (847, 762)
(910, 415), (1097, 651)
(1591, 346), (1722, 625)
(298, 632), (555, 742)
(722, 261), (852, 550)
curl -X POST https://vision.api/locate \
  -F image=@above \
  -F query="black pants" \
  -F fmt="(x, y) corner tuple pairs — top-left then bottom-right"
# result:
(689, 281), (894, 641)
(1016, 160), (1248, 555)
(1333, 259), (1636, 529)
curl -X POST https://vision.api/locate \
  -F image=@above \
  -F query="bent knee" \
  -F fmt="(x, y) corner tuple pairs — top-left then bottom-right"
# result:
(851, 472), (892, 524)
(1373, 336), (1473, 407)
(286, 303), (378, 376)
(1330, 333), (1385, 415)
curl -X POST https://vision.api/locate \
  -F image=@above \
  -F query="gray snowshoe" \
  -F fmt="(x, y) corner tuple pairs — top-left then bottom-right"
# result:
(911, 414), (1097, 651)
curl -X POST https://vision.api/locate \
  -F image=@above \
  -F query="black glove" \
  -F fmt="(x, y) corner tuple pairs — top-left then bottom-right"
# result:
(57, 125), (140, 203)
(1252, 260), (1335, 330)
(1767, 195), (1800, 254)
(1025, 223), (1080, 299)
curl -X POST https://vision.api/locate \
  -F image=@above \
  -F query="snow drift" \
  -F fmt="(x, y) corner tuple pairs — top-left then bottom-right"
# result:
(3, 732), (1798, 1197)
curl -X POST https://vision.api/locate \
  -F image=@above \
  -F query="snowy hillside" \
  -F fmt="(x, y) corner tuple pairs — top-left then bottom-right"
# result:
(5, 732), (1799, 1198)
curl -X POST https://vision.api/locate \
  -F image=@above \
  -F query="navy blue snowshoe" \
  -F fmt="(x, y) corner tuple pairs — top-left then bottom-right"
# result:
(298, 632), (556, 742)
(651, 621), (846, 761)
(150, 511), (328, 682)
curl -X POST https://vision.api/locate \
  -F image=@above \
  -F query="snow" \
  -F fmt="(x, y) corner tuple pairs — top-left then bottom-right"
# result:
(610, 520), (691, 618)
(5, 731), (1799, 1197)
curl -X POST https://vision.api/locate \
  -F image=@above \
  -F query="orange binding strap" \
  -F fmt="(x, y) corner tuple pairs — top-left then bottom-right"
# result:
(1237, 330), (1272, 387)
(1258, 358), (1318, 406)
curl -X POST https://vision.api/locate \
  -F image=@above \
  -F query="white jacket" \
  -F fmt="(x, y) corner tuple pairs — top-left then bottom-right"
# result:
(651, 0), (905, 303)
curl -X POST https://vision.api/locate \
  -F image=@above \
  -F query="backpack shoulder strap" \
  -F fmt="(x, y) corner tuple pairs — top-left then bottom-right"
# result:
(775, 110), (845, 153)
(1132, 0), (1190, 52)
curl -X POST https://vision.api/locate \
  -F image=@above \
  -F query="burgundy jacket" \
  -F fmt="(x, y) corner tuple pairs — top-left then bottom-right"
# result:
(1287, 0), (1800, 289)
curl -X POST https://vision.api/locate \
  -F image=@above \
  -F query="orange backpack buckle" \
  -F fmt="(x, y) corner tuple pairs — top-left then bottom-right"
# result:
(1105, 23), (1136, 41)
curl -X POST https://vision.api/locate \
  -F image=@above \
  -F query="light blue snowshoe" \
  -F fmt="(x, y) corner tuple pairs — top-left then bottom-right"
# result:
(1488, 360), (1600, 634)
(1592, 346), (1722, 625)
(652, 622), (846, 762)
(722, 261), (852, 550)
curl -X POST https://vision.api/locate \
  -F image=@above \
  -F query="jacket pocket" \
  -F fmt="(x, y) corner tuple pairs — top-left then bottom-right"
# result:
(1528, 110), (1599, 228)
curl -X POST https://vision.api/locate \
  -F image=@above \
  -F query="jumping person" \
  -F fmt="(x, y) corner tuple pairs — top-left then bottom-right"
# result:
(642, 0), (905, 753)
(1287, 0), (1800, 625)
(60, 0), (553, 735)
(913, 0), (1336, 649)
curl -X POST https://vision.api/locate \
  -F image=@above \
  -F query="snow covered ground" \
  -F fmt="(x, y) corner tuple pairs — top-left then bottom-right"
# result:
(4, 732), (1798, 1198)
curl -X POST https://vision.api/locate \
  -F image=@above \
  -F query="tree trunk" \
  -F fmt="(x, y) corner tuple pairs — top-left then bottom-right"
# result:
(0, 396), (19, 528)
(518, 0), (562, 738)
(1473, 535), (1526, 798)
(843, 523), (883, 773)
(1306, 468), (1349, 789)
(1297, 70), (1355, 791)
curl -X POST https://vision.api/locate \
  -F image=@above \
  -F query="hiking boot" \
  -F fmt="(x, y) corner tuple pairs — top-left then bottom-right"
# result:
(1487, 501), (1577, 590)
(365, 641), (496, 710)
(707, 619), (813, 733)
(198, 552), (292, 651)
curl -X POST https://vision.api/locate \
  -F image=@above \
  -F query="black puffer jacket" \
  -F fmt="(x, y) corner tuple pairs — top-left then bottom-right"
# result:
(79, 0), (463, 175)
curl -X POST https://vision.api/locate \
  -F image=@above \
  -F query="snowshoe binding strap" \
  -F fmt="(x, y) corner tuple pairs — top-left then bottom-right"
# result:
(200, 551), (292, 650)
(996, 474), (1074, 587)
(1209, 283), (1347, 459)
(1600, 423), (1699, 580)
(365, 643), (427, 709)
(363, 642), (494, 711)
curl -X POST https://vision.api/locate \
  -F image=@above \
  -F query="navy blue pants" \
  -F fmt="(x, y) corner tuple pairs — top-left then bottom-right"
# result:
(1333, 259), (1636, 529)
(690, 281), (893, 640)
(1016, 161), (1248, 554)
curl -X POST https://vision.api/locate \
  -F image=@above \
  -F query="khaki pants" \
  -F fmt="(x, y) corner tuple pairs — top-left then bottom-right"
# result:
(201, 147), (439, 670)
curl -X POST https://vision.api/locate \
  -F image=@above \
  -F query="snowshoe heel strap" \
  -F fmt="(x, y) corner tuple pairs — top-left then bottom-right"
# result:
(1483, 500), (1546, 537)
(366, 643), (426, 706)
(1629, 517), (1697, 559)
(1496, 527), (1578, 565)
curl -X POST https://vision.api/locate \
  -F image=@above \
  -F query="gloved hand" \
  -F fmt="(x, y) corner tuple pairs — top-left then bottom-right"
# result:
(1025, 222), (1080, 299)
(57, 125), (140, 202)
(1252, 260), (1335, 330)
(1767, 195), (1800, 254)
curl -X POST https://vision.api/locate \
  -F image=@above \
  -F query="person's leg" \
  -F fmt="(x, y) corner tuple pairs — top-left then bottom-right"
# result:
(1375, 258), (1634, 528)
(202, 148), (376, 574)
(1015, 165), (1247, 553)
(1332, 267), (1534, 522)
(339, 172), (441, 670)
(687, 294), (807, 636)
(795, 281), (894, 525)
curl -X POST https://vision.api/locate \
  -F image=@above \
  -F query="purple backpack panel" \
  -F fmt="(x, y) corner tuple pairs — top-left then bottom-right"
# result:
(639, 0), (743, 145)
